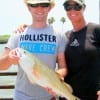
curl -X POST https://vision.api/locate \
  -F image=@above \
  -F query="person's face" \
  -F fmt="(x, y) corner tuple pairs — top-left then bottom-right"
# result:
(63, 1), (85, 23)
(27, 3), (51, 22)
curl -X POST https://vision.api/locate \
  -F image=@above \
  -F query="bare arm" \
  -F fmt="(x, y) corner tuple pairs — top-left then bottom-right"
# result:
(56, 52), (68, 79)
(0, 48), (19, 70)
(97, 91), (100, 100)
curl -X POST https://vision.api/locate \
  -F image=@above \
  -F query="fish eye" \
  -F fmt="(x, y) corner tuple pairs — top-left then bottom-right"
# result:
(24, 51), (26, 54)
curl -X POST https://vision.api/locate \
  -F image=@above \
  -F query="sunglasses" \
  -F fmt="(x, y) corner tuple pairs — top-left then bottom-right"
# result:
(28, 3), (50, 8)
(63, 3), (82, 11)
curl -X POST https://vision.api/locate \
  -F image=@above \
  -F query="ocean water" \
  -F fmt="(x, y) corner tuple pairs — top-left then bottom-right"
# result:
(0, 44), (17, 98)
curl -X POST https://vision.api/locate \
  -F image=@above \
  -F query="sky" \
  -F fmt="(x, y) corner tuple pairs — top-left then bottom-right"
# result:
(0, 0), (99, 35)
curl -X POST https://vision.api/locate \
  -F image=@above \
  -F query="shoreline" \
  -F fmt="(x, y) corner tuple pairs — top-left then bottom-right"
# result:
(0, 42), (7, 44)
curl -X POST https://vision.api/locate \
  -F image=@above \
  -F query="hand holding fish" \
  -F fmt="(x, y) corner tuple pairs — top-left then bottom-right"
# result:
(8, 49), (19, 65)
(44, 87), (57, 97)
(97, 91), (100, 100)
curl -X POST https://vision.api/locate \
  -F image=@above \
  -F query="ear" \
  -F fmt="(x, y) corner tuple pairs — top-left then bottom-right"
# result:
(48, 6), (53, 12)
(83, 4), (86, 10)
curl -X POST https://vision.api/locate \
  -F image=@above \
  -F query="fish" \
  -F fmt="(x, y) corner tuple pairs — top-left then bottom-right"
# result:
(16, 47), (79, 100)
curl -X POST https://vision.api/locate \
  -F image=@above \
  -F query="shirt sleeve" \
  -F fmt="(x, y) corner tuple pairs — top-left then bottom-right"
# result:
(5, 33), (20, 49)
(57, 33), (67, 53)
(93, 26), (100, 41)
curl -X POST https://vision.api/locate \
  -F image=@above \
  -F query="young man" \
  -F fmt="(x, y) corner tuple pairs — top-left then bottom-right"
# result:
(0, 0), (67, 100)
(63, 0), (100, 100)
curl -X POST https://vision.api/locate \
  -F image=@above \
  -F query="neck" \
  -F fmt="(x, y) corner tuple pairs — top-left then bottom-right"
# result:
(32, 20), (47, 29)
(72, 19), (86, 32)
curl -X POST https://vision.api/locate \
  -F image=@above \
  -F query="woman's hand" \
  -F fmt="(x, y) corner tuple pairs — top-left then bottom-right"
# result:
(97, 91), (100, 100)
(14, 24), (28, 33)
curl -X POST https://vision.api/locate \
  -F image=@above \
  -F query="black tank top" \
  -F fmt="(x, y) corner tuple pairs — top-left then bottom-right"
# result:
(64, 25), (100, 100)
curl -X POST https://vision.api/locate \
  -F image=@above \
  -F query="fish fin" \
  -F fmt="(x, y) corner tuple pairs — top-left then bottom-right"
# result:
(63, 82), (73, 93)
(55, 72), (64, 81)
(33, 70), (40, 80)
(27, 72), (36, 84)
(55, 72), (73, 93)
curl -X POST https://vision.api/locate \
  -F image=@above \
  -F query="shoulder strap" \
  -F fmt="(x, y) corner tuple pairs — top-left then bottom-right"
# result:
(65, 30), (72, 39)
(65, 23), (99, 41)
(86, 23), (100, 35)
(65, 22), (98, 39)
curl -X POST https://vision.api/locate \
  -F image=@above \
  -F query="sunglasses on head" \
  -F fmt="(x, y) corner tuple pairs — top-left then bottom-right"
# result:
(28, 3), (50, 8)
(63, 2), (82, 11)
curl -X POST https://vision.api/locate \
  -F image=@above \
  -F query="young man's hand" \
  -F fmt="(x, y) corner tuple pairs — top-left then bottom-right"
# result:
(8, 48), (20, 65)
(44, 87), (57, 96)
